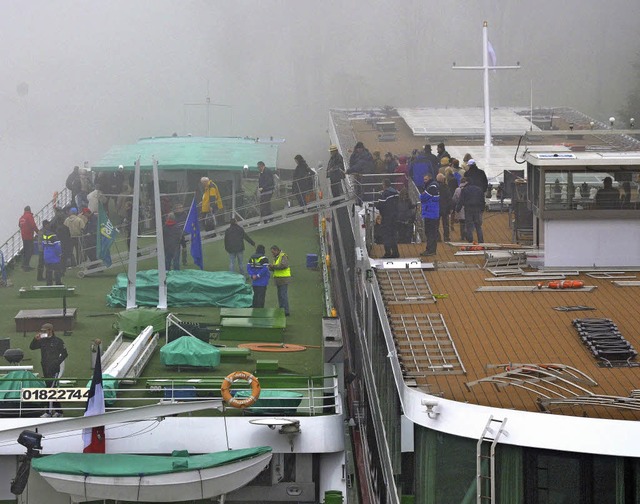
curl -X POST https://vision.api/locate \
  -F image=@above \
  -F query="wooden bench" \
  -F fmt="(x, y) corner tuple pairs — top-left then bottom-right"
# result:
(14, 308), (78, 332)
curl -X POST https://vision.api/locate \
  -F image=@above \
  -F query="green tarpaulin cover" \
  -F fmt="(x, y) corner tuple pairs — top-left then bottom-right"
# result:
(0, 371), (45, 401)
(32, 446), (272, 476)
(161, 337), (221, 368)
(106, 270), (253, 308)
(113, 307), (169, 337)
(235, 389), (303, 415)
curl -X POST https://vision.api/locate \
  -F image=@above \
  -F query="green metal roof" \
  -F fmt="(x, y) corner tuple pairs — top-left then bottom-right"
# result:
(92, 136), (280, 172)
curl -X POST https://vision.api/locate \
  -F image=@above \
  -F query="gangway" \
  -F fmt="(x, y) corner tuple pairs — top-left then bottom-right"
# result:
(102, 325), (159, 381)
(77, 189), (355, 277)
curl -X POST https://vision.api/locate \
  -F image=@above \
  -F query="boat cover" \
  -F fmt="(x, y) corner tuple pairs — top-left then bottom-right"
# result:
(112, 307), (169, 337)
(31, 446), (272, 476)
(160, 337), (221, 368)
(0, 370), (46, 414)
(235, 389), (303, 415)
(106, 270), (253, 308)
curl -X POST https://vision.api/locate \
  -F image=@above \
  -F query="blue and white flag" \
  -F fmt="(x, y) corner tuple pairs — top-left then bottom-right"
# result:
(97, 202), (118, 267)
(487, 41), (497, 67)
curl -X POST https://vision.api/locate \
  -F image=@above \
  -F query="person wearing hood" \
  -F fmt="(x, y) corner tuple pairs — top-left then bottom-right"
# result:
(19, 205), (39, 271)
(384, 152), (398, 174)
(347, 141), (374, 204)
(163, 212), (185, 271)
(375, 178), (400, 258)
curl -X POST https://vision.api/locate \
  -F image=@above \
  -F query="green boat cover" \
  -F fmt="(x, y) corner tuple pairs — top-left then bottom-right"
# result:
(106, 270), (253, 308)
(86, 374), (117, 405)
(0, 371), (45, 401)
(31, 446), (272, 476)
(112, 307), (169, 337)
(161, 337), (221, 368)
(235, 389), (303, 415)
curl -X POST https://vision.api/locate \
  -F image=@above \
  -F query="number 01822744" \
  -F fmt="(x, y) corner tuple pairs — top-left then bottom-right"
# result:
(21, 388), (90, 402)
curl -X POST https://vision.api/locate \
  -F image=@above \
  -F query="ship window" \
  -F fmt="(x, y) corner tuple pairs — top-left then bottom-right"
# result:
(535, 167), (640, 215)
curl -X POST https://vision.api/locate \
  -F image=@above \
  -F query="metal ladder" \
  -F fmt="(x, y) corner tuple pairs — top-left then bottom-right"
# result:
(477, 415), (507, 504)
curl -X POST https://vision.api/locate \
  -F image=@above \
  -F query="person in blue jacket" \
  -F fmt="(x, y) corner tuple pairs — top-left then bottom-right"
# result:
(42, 230), (63, 285)
(420, 173), (440, 257)
(247, 244), (271, 308)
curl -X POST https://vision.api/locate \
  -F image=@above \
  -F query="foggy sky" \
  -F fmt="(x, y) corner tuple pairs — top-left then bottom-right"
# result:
(2, 0), (639, 239)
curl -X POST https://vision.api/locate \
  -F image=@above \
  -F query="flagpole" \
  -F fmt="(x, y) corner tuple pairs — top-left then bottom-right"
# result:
(482, 21), (491, 147)
(452, 21), (521, 147)
(126, 158), (141, 310)
(152, 157), (168, 310)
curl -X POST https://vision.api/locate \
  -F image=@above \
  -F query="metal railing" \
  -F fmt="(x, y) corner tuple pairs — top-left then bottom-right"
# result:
(0, 372), (342, 418)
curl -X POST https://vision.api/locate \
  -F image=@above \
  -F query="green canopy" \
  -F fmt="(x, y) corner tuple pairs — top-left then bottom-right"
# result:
(161, 337), (221, 368)
(32, 447), (272, 476)
(0, 371), (46, 415)
(106, 270), (253, 308)
(86, 373), (118, 406)
(92, 136), (279, 172)
(113, 307), (169, 337)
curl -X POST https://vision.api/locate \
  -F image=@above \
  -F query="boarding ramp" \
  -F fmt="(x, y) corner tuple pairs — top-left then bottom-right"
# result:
(77, 180), (356, 277)
(102, 325), (159, 381)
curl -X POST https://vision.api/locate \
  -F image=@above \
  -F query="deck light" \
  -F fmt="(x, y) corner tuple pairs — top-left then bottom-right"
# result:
(609, 117), (615, 127)
(631, 118), (635, 128)
(421, 399), (440, 419)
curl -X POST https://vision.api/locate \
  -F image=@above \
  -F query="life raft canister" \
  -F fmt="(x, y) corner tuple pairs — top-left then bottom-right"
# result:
(221, 371), (261, 409)
(547, 280), (585, 289)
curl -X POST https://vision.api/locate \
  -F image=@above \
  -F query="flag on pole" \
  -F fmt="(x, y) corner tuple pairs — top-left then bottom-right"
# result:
(97, 202), (118, 267)
(487, 41), (497, 67)
(82, 345), (106, 453)
(184, 198), (204, 270)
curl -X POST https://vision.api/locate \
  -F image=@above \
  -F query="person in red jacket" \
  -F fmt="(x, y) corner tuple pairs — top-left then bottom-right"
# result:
(18, 206), (39, 271)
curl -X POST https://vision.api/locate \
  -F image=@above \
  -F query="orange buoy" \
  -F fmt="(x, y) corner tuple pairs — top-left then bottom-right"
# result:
(221, 371), (261, 409)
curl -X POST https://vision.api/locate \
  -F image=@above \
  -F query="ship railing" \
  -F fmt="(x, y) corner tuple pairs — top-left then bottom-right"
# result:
(0, 373), (342, 418)
(0, 188), (73, 268)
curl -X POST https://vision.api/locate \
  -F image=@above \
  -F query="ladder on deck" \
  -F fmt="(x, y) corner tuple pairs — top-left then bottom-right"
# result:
(477, 415), (507, 504)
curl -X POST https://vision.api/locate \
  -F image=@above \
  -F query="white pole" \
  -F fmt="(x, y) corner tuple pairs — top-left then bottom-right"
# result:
(152, 157), (168, 310)
(126, 159), (141, 310)
(482, 21), (492, 147)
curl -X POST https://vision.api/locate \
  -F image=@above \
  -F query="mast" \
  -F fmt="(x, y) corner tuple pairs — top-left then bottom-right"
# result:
(126, 158), (142, 310)
(452, 21), (520, 147)
(152, 157), (167, 310)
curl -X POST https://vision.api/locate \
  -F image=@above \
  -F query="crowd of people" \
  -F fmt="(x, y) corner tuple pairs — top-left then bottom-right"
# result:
(350, 141), (491, 256)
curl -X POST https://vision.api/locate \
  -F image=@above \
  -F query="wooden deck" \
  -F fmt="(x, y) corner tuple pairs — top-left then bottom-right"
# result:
(372, 211), (640, 420)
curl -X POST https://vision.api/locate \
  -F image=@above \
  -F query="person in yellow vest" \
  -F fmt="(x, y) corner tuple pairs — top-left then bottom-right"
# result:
(268, 245), (291, 316)
(200, 177), (224, 231)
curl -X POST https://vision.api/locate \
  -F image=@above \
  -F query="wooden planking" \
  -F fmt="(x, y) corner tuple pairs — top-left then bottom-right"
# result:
(379, 213), (640, 419)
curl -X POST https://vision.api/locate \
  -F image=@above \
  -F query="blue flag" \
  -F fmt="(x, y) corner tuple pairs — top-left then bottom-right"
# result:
(97, 202), (118, 267)
(184, 198), (203, 270)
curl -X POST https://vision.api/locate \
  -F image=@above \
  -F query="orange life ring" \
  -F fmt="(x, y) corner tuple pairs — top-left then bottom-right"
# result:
(221, 371), (261, 409)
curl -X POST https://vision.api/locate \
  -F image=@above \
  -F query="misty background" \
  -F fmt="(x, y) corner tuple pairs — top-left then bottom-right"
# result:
(2, 0), (639, 240)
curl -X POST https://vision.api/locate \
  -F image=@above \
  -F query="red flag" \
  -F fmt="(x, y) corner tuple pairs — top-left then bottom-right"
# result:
(82, 346), (106, 453)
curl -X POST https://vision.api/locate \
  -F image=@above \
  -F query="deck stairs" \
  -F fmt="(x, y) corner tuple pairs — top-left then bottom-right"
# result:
(477, 415), (508, 504)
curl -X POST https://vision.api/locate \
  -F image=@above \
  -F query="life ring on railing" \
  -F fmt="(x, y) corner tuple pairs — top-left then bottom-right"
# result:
(221, 371), (261, 409)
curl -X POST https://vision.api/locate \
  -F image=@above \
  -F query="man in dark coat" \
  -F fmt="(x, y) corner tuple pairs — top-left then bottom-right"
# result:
(347, 142), (374, 204)
(463, 159), (489, 195)
(455, 177), (486, 243)
(163, 212), (184, 271)
(326, 145), (345, 197)
(257, 161), (275, 219)
(224, 218), (255, 275)
(375, 179), (400, 258)
(30, 322), (68, 417)
(436, 173), (452, 242)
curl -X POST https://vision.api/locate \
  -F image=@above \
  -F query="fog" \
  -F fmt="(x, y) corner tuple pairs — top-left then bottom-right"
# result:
(2, 0), (639, 239)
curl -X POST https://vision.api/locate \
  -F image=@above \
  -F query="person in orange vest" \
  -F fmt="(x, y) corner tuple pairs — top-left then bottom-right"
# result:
(200, 177), (224, 231)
